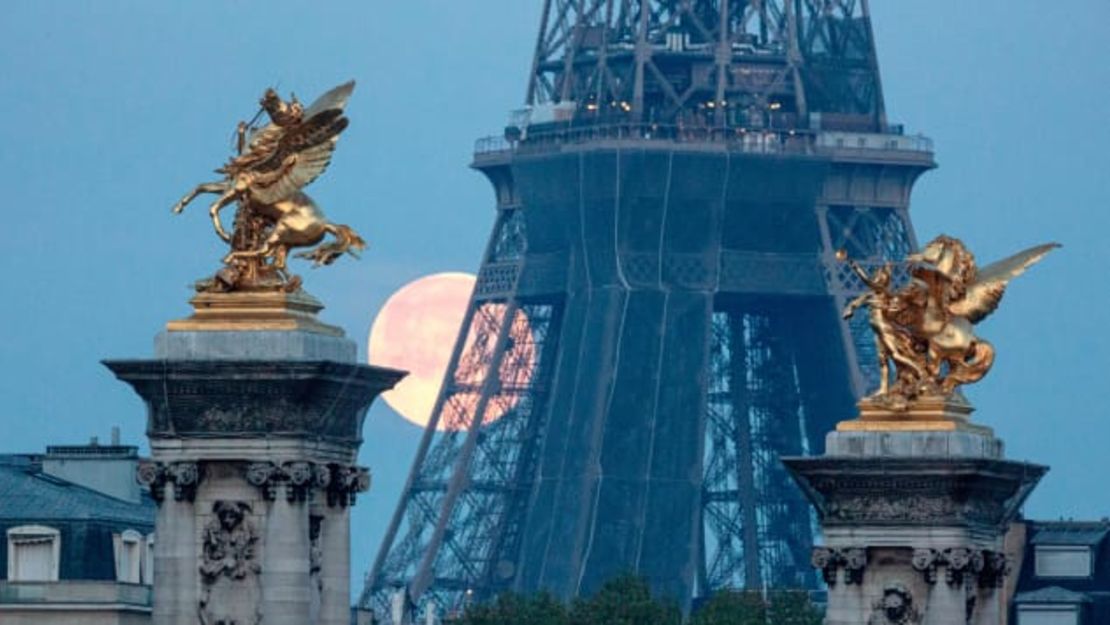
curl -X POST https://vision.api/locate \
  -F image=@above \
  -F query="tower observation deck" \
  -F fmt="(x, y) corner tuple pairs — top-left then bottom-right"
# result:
(362, 1), (935, 619)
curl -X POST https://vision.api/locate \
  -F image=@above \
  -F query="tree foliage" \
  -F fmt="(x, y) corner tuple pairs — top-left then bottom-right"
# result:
(689, 590), (767, 625)
(454, 591), (567, 625)
(690, 590), (822, 625)
(568, 575), (681, 625)
(765, 590), (823, 625)
(450, 578), (821, 625)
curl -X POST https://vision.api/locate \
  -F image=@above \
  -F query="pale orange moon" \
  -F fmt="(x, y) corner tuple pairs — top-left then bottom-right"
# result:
(369, 272), (476, 430)
(368, 273), (538, 431)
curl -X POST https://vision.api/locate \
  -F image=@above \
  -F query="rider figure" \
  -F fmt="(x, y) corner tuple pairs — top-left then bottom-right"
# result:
(842, 260), (925, 398)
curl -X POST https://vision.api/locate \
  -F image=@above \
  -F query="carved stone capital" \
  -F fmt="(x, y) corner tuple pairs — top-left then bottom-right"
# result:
(812, 547), (839, 584)
(245, 461), (369, 505)
(911, 547), (1009, 588)
(911, 549), (940, 584)
(810, 546), (867, 585)
(977, 550), (1010, 588)
(245, 462), (283, 500)
(137, 461), (200, 503)
(943, 547), (973, 586)
(327, 465), (371, 508)
(284, 461), (317, 502)
(136, 461), (167, 498)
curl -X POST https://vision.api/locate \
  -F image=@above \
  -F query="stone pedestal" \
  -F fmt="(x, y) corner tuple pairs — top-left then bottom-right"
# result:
(784, 400), (1046, 625)
(105, 291), (404, 625)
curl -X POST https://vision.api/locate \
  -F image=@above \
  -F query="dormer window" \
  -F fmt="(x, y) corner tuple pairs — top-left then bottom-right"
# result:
(1035, 545), (1093, 579)
(113, 529), (143, 583)
(6, 525), (61, 581)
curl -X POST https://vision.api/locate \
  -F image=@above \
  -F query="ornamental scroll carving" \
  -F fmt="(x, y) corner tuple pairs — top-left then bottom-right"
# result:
(246, 461), (369, 507)
(812, 547), (867, 585)
(199, 500), (261, 625)
(136, 461), (200, 503)
(912, 548), (1010, 588)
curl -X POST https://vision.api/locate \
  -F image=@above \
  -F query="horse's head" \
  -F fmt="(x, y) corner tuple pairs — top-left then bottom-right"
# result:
(907, 235), (977, 296)
(260, 88), (304, 127)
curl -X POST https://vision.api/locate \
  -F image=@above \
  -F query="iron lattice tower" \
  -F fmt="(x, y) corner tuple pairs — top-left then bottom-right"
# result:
(362, 1), (934, 619)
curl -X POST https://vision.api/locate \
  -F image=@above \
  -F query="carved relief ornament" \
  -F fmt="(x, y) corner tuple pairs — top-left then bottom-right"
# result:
(869, 583), (920, 625)
(199, 500), (261, 625)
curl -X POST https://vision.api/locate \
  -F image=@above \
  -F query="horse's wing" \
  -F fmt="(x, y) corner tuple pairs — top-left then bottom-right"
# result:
(248, 137), (342, 205)
(303, 80), (355, 119)
(245, 83), (356, 204)
(218, 124), (285, 175)
(947, 242), (1059, 324)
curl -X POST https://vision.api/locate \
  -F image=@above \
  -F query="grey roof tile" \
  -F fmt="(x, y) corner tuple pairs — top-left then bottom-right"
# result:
(0, 463), (154, 526)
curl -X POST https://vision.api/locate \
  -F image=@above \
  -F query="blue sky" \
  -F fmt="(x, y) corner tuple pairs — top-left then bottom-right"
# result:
(1, 1), (1108, 597)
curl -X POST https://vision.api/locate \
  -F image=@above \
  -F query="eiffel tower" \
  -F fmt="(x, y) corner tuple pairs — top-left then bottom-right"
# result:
(361, 1), (934, 618)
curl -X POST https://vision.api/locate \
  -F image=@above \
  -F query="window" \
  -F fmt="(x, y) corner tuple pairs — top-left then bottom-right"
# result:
(6, 525), (60, 581)
(1035, 545), (1092, 578)
(1018, 605), (1080, 625)
(142, 533), (154, 585)
(114, 529), (142, 583)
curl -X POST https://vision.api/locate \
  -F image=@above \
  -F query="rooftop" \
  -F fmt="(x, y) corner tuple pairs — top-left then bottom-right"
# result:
(1030, 521), (1110, 547)
(0, 454), (153, 526)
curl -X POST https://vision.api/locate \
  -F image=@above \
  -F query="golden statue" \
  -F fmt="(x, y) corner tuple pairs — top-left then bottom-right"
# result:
(171, 81), (365, 292)
(841, 236), (1058, 410)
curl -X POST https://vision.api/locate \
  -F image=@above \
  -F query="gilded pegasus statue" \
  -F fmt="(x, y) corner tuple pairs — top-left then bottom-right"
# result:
(171, 81), (365, 292)
(842, 236), (1058, 405)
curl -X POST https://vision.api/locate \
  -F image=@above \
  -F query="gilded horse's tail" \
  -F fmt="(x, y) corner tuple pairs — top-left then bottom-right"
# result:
(296, 223), (367, 267)
(942, 339), (995, 393)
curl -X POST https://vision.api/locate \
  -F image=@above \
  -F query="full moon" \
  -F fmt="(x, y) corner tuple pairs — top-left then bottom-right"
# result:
(368, 272), (476, 430)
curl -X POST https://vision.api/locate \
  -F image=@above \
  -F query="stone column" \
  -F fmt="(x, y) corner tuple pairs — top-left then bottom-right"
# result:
(262, 486), (312, 625)
(108, 290), (405, 625)
(784, 398), (1046, 625)
(143, 471), (197, 625)
(917, 548), (972, 625)
(319, 497), (354, 625)
(813, 547), (868, 625)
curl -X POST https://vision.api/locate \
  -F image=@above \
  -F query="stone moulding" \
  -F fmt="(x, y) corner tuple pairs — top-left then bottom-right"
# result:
(781, 456), (1047, 530)
(103, 359), (405, 446)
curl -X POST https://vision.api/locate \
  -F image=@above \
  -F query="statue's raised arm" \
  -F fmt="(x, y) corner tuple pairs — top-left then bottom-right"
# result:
(170, 81), (364, 293)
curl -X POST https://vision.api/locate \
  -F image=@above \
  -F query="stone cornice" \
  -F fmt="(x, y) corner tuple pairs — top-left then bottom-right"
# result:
(104, 360), (404, 446)
(782, 456), (1047, 530)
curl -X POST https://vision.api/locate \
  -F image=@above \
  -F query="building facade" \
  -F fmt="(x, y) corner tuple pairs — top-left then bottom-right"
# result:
(0, 435), (155, 624)
(1011, 520), (1110, 625)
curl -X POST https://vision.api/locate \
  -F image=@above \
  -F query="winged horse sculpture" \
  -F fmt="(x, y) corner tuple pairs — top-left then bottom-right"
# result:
(171, 81), (365, 291)
(843, 235), (1058, 403)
